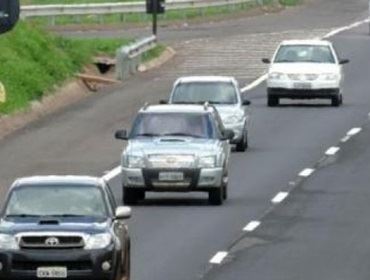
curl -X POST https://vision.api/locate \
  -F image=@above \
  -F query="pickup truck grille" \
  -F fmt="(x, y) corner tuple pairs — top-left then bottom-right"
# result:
(19, 235), (84, 249)
(148, 154), (195, 169)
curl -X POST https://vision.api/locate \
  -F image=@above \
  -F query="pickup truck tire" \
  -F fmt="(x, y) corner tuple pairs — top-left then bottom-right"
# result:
(236, 131), (248, 152)
(209, 188), (223, 205)
(268, 96), (279, 107)
(331, 94), (342, 107)
(123, 188), (139, 205)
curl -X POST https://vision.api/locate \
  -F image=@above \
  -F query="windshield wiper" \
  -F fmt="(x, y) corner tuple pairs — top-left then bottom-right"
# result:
(5, 214), (42, 218)
(162, 133), (204, 138)
(46, 214), (88, 218)
(134, 133), (161, 137)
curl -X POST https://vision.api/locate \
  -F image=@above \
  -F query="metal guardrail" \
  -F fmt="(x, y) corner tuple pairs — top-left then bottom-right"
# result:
(116, 35), (157, 81)
(20, 0), (254, 18)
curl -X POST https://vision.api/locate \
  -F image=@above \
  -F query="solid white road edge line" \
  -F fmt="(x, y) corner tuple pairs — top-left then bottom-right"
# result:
(241, 74), (268, 93)
(241, 18), (369, 93)
(325, 146), (340, 156)
(271, 192), (289, 204)
(243, 221), (261, 232)
(102, 166), (121, 182)
(299, 168), (315, 177)
(209, 251), (228, 264)
(347, 127), (362, 136)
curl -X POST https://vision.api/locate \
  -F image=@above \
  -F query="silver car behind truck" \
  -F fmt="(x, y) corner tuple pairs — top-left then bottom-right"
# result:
(165, 76), (251, 152)
(115, 104), (234, 205)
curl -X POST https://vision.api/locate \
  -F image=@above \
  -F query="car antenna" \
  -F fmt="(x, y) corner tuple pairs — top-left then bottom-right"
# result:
(143, 102), (149, 110)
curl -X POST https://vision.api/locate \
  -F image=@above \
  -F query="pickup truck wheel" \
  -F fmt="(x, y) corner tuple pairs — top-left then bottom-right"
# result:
(268, 96), (279, 107)
(209, 188), (223, 205)
(123, 188), (138, 205)
(331, 94), (341, 107)
(223, 184), (228, 200)
(235, 131), (248, 152)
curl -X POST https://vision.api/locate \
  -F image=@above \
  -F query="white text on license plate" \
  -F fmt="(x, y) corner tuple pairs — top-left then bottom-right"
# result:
(159, 172), (184, 181)
(37, 267), (67, 278)
(294, 82), (312, 89)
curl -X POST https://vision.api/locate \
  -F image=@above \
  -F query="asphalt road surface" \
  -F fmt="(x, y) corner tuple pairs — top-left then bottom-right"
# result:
(1, 1), (370, 280)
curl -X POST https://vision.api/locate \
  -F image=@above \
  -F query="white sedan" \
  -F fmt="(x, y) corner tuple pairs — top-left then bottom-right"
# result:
(263, 40), (349, 107)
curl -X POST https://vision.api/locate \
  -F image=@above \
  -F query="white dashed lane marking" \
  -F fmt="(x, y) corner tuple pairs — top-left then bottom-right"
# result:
(243, 221), (261, 232)
(347, 127), (362, 136)
(299, 168), (315, 177)
(271, 192), (289, 204)
(209, 252), (228, 264)
(325, 147), (340, 156)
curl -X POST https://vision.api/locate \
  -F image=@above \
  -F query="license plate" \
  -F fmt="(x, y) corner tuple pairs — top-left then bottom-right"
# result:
(293, 82), (312, 89)
(158, 172), (184, 181)
(37, 267), (67, 278)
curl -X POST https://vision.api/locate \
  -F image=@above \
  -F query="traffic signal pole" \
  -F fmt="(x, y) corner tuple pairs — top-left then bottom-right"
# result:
(152, 0), (158, 35)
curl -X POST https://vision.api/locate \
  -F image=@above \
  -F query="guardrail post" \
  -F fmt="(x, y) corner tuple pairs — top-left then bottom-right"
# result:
(116, 46), (131, 81)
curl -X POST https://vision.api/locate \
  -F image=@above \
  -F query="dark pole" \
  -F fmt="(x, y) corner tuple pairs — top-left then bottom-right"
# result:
(152, 0), (158, 35)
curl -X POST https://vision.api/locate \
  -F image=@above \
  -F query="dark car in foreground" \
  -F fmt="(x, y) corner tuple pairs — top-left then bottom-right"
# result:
(0, 176), (131, 280)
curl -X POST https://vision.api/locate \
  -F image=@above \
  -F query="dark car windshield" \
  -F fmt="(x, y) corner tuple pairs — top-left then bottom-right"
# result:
(130, 112), (216, 139)
(171, 82), (238, 105)
(274, 45), (335, 64)
(5, 185), (108, 218)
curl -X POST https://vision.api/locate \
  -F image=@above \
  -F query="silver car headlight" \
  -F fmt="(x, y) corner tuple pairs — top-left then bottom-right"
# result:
(85, 233), (112, 250)
(0, 234), (19, 250)
(199, 155), (217, 168)
(224, 114), (244, 124)
(125, 155), (145, 168)
(269, 72), (285, 80)
(321, 73), (339, 81)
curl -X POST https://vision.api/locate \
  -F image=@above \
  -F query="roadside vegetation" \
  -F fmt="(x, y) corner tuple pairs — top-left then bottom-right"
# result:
(0, 22), (132, 115)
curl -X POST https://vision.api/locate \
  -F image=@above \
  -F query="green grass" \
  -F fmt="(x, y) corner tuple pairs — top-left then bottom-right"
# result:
(142, 44), (166, 62)
(0, 22), (132, 114)
(279, 0), (301, 5)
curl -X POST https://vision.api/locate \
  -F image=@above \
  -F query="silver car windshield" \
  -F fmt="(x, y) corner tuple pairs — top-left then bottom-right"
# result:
(130, 112), (216, 139)
(172, 82), (238, 105)
(5, 185), (108, 218)
(274, 45), (335, 63)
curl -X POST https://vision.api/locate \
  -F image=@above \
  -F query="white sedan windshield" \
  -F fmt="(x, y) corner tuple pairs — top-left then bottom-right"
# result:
(274, 45), (335, 64)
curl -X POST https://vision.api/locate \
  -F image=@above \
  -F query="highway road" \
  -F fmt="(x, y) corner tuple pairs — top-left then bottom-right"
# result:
(1, 0), (370, 280)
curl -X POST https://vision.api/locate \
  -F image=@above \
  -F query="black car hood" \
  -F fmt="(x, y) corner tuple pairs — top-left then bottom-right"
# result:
(0, 217), (111, 235)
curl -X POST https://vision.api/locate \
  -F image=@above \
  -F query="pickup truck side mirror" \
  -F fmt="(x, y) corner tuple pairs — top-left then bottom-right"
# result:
(242, 100), (251, 106)
(262, 58), (271, 64)
(0, 0), (20, 34)
(115, 206), (131, 219)
(115, 129), (128, 140)
(339, 59), (350, 65)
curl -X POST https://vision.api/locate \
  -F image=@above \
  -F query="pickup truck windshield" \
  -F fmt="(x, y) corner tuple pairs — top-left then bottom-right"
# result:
(131, 112), (216, 139)
(171, 82), (238, 105)
(5, 185), (108, 218)
(274, 45), (335, 64)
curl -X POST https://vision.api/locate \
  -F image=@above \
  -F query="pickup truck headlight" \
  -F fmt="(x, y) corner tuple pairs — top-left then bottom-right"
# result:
(269, 72), (285, 80)
(199, 155), (217, 168)
(0, 234), (19, 250)
(85, 233), (112, 250)
(321, 73), (339, 81)
(224, 114), (244, 124)
(125, 155), (144, 168)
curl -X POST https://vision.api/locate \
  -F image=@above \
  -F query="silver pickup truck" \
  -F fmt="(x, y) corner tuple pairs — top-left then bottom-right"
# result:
(115, 104), (234, 205)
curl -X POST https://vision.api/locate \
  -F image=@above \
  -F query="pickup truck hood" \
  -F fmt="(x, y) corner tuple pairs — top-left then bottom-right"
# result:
(127, 137), (219, 155)
(0, 217), (110, 235)
(269, 63), (340, 74)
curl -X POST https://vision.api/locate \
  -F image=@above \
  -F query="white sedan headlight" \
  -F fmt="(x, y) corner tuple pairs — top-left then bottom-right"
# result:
(0, 234), (19, 250)
(321, 73), (340, 81)
(224, 114), (244, 124)
(269, 72), (285, 80)
(85, 233), (112, 250)
(125, 155), (144, 168)
(199, 155), (217, 168)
